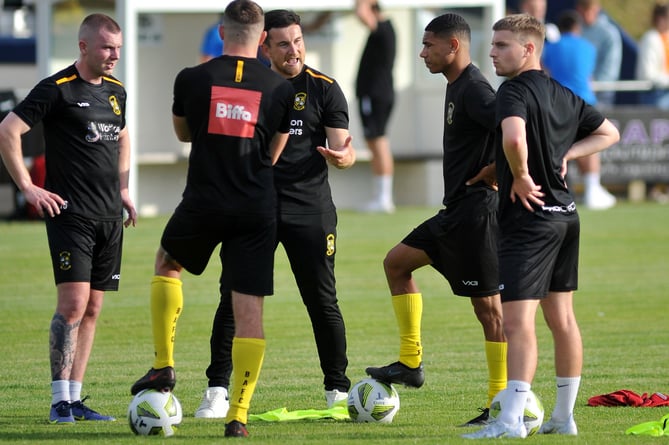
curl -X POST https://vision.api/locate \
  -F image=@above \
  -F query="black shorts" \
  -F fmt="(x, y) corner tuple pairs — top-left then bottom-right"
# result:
(220, 210), (338, 299)
(45, 213), (123, 291)
(358, 95), (394, 139)
(402, 196), (499, 297)
(161, 204), (276, 296)
(498, 215), (579, 302)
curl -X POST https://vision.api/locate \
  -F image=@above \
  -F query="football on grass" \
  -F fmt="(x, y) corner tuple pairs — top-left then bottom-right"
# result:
(347, 378), (400, 423)
(128, 389), (182, 437)
(489, 389), (544, 436)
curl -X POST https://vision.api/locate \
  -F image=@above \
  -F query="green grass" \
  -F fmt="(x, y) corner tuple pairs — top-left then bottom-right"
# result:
(1, 203), (668, 444)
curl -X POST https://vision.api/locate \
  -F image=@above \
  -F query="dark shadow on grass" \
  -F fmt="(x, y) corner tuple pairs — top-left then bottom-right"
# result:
(0, 431), (133, 441)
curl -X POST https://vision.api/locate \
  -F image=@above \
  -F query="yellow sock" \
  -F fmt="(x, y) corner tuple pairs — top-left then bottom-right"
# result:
(150, 276), (183, 369)
(485, 340), (507, 406)
(392, 293), (422, 368)
(226, 337), (266, 425)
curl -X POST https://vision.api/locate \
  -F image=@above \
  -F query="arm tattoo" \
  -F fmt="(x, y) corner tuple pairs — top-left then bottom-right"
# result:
(49, 313), (80, 380)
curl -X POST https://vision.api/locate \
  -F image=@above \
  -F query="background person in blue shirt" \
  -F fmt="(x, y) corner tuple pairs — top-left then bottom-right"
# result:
(200, 14), (225, 63)
(199, 13), (269, 66)
(543, 10), (597, 106)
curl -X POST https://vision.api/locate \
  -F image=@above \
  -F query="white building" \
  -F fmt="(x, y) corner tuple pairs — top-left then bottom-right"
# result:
(5, 0), (504, 216)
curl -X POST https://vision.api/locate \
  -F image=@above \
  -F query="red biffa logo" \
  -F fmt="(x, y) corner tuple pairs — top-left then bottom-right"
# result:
(208, 86), (261, 138)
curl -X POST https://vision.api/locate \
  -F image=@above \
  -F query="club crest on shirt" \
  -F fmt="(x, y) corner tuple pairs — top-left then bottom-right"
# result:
(326, 233), (335, 256)
(294, 92), (307, 111)
(108, 95), (121, 115)
(447, 102), (455, 125)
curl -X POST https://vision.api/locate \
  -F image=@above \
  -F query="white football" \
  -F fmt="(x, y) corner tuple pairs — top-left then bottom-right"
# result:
(347, 378), (400, 423)
(489, 389), (544, 436)
(128, 389), (183, 437)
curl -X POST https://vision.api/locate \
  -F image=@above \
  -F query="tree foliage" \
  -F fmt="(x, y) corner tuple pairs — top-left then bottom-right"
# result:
(603, 0), (657, 40)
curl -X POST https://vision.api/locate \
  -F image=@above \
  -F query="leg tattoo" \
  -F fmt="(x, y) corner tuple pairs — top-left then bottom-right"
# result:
(50, 313), (80, 380)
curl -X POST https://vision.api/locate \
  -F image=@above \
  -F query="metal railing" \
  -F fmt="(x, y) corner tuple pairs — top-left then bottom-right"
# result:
(591, 80), (653, 92)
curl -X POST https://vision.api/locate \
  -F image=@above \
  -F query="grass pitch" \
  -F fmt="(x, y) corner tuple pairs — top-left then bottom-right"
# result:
(0, 203), (668, 444)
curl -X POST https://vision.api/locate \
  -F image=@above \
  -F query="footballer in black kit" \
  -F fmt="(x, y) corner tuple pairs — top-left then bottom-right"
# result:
(365, 14), (506, 427)
(0, 13), (136, 424)
(463, 15), (619, 438)
(495, 70), (604, 226)
(170, 56), (292, 223)
(209, 64), (352, 395)
(131, 1), (295, 434)
(162, 53), (293, 279)
(199, 10), (356, 412)
(272, 64), (350, 391)
(495, 69), (605, 301)
(13, 63), (127, 286)
(275, 66), (348, 214)
(403, 63), (498, 297)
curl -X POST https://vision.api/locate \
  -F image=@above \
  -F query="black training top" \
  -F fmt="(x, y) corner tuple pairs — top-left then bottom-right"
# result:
(495, 69), (605, 227)
(442, 64), (497, 207)
(355, 19), (396, 100)
(275, 65), (349, 215)
(172, 55), (293, 216)
(14, 64), (126, 220)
